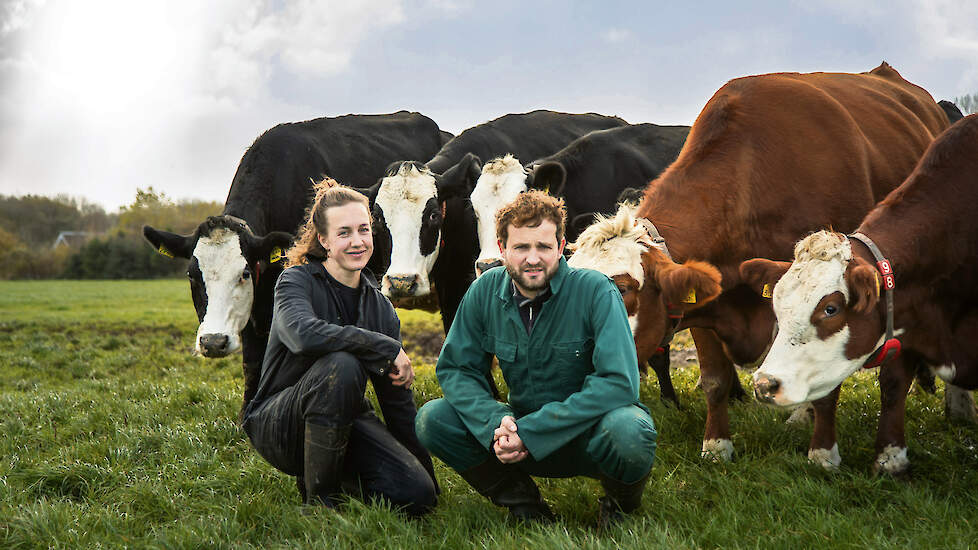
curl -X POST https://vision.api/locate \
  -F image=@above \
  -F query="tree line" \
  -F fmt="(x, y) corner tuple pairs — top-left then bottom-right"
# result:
(954, 92), (978, 115)
(0, 189), (222, 279)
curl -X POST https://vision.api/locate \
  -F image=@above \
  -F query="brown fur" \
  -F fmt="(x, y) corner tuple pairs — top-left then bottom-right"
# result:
(628, 63), (948, 459)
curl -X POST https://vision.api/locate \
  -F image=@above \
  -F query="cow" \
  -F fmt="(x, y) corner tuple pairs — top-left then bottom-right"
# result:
(361, 110), (627, 333)
(747, 114), (978, 474)
(470, 123), (690, 276)
(567, 63), (950, 467)
(142, 111), (449, 418)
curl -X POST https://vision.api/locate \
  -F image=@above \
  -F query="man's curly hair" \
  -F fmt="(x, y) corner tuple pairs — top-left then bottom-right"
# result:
(495, 190), (566, 246)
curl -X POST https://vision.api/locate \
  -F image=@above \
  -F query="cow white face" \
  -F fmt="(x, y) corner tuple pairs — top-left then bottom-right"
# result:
(470, 155), (527, 277)
(375, 163), (440, 298)
(753, 231), (881, 405)
(191, 228), (254, 357)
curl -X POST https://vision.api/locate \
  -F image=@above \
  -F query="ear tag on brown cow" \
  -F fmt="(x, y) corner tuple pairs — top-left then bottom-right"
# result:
(762, 284), (773, 298)
(269, 247), (283, 263)
(682, 289), (697, 304)
(157, 245), (173, 258)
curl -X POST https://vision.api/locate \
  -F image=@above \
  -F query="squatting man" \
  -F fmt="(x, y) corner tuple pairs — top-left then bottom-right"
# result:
(416, 191), (658, 525)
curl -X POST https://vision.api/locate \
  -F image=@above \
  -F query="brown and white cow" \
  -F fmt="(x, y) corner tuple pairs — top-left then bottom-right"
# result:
(748, 114), (978, 474)
(569, 63), (950, 466)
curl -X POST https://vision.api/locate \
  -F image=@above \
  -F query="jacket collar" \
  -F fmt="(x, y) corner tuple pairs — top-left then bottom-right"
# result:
(307, 257), (380, 289)
(495, 256), (569, 302)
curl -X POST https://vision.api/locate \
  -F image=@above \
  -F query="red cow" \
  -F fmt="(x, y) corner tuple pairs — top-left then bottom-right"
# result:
(748, 114), (978, 474)
(568, 63), (949, 466)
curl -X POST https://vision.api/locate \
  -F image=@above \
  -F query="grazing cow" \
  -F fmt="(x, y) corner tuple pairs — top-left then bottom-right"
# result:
(569, 63), (949, 466)
(142, 111), (448, 417)
(748, 114), (978, 474)
(363, 110), (627, 332)
(470, 123), (690, 276)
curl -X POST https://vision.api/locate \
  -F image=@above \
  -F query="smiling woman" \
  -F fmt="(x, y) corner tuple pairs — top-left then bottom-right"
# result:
(241, 178), (439, 516)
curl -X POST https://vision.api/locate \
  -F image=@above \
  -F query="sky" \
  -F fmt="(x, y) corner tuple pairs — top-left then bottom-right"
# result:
(1, 0), (976, 211)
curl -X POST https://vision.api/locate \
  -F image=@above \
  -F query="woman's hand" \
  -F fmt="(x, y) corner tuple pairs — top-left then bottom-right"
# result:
(389, 348), (414, 388)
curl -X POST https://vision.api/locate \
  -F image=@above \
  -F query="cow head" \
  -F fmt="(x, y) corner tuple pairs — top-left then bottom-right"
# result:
(368, 154), (481, 298)
(745, 230), (884, 406)
(143, 216), (293, 357)
(568, 204), (722, 365)
(469, 154), (528, 277)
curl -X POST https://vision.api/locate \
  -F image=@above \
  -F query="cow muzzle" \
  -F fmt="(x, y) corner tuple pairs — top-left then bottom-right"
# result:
(385, 274), (420, 297)
(753, 374), (782, 404)
(199, 333), (231, 357)
(475, 258), (503, 277)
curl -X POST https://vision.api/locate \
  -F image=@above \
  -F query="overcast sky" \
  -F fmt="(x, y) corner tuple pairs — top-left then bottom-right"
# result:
(1, 0), (976, 210)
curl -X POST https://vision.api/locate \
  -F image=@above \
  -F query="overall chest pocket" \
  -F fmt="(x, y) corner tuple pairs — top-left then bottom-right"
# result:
(550, 339), (595, 388)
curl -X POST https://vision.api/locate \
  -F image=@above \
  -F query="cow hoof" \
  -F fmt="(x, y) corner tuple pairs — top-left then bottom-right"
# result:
(701, 439), (734, 462)
(872, 445), (909, 476)
(945, 385), (978, 425)
(785, 403), (815, 425)
(807, 444), (841, 470)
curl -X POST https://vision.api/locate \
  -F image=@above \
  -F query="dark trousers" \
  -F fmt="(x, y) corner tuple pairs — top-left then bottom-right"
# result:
(243, 351), (437, 515)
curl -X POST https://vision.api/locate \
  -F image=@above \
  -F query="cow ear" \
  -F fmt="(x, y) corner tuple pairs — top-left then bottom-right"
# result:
(252, 231), (295, 265)
(739, 258), (791, 299)
(651, 252), (723, 311)
(437, 153), (482, 201)
(847, 258), (880, 314)
(143, 225), (194, 259)
(570, 212), (597, 239)
(357, 181), (381, 205)
(528, 161), (567, 197)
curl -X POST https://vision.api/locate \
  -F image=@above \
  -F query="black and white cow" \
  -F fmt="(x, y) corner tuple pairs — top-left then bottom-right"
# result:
(143, 111), (448, 418)
(471, 123), (690, 275)
(363, 110), (627, 332)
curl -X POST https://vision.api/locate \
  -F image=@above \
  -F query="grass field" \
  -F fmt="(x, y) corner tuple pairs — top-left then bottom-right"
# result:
(2, 280), (977, 549)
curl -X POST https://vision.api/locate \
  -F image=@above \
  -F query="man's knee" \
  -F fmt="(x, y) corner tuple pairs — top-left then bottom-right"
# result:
(587, 406), (658, 483)
(415, 399), (463, 453)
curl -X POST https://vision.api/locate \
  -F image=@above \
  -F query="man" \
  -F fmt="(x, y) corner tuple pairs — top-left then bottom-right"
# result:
(415, 191), (657, 525)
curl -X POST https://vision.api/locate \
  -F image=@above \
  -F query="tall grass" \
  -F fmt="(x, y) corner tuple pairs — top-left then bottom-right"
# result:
(1, 280), (977, 549)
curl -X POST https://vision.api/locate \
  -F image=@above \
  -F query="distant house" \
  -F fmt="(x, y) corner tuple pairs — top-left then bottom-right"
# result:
(52, 231), (92, 249)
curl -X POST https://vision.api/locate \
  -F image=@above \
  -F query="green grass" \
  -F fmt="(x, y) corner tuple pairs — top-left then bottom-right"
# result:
(1, 280), (977, 549)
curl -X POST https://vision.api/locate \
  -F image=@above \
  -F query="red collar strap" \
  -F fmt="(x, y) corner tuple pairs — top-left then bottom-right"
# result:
(848, 232), (901, 369)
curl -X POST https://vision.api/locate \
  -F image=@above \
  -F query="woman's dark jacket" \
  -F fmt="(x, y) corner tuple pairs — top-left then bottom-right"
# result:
(243, 259), (435, 484)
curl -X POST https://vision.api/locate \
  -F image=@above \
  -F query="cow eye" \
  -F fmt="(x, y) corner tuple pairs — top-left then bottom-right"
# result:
(824, 304), (838, 316)
(241, 269), (251, 281)
(429, 210), (440, 222)
(616, 285), (630, 296)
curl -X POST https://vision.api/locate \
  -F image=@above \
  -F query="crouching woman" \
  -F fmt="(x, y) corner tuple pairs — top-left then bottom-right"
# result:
(242, 179), (437, 515)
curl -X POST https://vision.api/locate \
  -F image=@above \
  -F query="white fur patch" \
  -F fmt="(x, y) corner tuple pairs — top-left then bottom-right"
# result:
(701, 438), (734, 462)
(470, 155), (527, 275)
(932, 364), (957, 382)
(754, 231), (875, 405)
(193, 229), (252, 355)
(628, 314), (638, 336)
(376, 164), (439, 296)
(944, 383), (978, 423)
(808, 443), (841, 470)
(873, 445), (909, 475)
(568, 203), (650, 286)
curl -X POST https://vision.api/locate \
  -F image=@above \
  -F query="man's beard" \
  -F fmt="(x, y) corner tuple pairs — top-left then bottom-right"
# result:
(505, 261), (557, 294)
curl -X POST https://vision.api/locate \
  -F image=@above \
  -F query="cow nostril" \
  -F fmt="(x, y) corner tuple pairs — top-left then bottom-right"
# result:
(476, 259), (502, 275)
(199, 334), (230, 355)
(754, 375), (781, 401)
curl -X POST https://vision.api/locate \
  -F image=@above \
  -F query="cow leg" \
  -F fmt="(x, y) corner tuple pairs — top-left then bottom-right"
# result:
(647, 347), (680, 409)
(807, 386), (841, 469)
(944, 383), (978, 424)
(691, 328), (736, 461)
(874, 357), (915, 476)
(239, 324), (266, 424)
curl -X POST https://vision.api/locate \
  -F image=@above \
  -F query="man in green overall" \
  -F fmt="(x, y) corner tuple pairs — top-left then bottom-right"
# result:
(415, 191), (657, 525)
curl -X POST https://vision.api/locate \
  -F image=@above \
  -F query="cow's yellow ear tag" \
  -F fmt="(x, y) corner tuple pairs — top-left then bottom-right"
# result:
(762, 283), (773, 298)
(269, 247), (283, 263)
(158, 245), (173, 258)
(682, 289), (697, 304)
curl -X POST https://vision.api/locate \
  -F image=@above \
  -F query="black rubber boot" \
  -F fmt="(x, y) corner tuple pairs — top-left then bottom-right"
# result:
(597, 471), (650, 528)
(303, 423), (351, 507)
(459, 459), (555, 522)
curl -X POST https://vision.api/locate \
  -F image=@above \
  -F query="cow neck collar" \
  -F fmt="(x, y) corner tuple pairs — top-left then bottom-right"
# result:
(848, 232), (901, 369)
(637, 217), (682, 355)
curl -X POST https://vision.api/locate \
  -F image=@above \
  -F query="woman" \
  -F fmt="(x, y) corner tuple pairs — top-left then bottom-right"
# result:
(242, 178), (437, 515)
